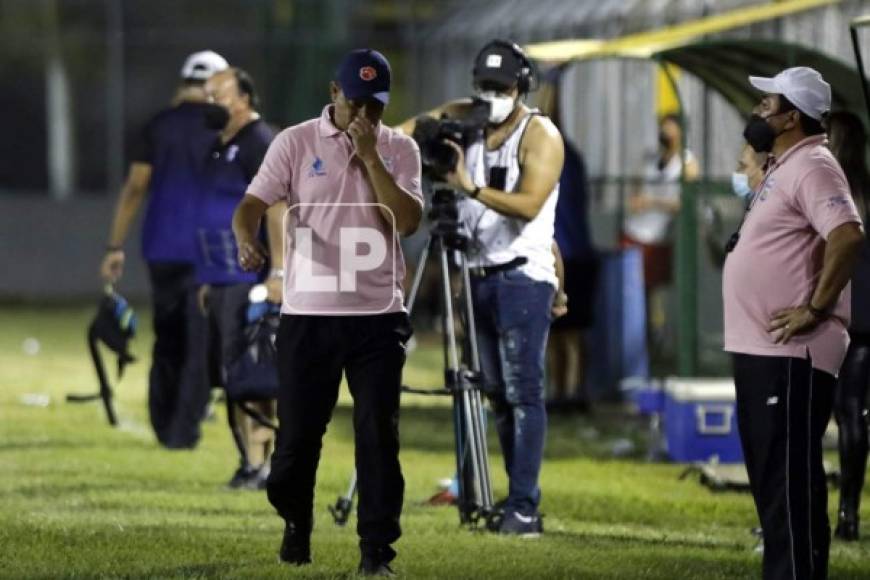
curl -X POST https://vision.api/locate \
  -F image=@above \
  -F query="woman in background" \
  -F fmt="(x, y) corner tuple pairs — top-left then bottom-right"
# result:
(828, 111), (870, 541)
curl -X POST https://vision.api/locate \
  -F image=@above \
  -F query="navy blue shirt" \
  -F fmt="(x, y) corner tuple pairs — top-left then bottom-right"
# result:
(554, 139), (594, 261)
(134, 102), (219, 263)
(195, 119), (275, 285)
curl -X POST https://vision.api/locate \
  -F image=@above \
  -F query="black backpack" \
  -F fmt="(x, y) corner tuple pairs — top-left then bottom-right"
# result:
(224, 304), (280, 402)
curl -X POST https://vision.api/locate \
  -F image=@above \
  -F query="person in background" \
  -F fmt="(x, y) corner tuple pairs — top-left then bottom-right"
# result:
(725, 67), (864, 579)
(622, 113), (699, 342)
(702, 143), (767, 269)
(827, 110), (870, 541)
(196, 67), (281, 490)
(99, 50), (229, 449)
(537, 71), (599, 413)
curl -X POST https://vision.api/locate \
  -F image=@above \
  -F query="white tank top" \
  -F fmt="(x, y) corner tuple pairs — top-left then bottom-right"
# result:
(623, 149), (696, 244)
(459, 111), (559, 288)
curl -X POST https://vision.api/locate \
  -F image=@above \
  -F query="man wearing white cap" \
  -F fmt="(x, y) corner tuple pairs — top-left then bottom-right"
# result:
(724, 67), (865, 579)
(100, 50), (231, 449)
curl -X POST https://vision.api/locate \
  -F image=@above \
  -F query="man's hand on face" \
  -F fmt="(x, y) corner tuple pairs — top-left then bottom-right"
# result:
(443, 140), (476, 194)
(348, 117), (379, 164)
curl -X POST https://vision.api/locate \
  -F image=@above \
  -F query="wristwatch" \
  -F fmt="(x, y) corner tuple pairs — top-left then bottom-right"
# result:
(808, 303), (828, 319)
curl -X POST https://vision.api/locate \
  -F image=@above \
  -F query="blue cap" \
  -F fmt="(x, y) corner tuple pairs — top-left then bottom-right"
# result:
(335, 49), (391, 105)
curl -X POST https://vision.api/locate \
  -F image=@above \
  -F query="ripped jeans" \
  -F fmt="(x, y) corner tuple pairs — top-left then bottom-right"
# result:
(471, 268), (555, 514)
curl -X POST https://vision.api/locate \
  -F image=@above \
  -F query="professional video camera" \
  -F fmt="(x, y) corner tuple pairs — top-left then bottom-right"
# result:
(412, 99), (490, 180)
(426, 188), (468, 249)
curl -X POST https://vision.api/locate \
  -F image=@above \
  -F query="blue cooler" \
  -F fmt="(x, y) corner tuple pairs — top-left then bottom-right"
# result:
(621, 377), (665, 415)
(664, 378), (744, 463)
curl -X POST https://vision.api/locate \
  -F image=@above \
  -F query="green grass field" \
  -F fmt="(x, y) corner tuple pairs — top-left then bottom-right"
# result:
(1, 305), (868, 579)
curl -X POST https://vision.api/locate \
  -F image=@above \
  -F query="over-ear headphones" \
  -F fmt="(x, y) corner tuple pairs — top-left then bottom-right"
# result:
(473, 39), (539, 94)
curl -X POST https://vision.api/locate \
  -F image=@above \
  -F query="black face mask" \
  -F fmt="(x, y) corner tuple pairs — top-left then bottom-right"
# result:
(204, 103), (230, 131)
(743, 113), (779, 153)
(658, 132), (672, 149)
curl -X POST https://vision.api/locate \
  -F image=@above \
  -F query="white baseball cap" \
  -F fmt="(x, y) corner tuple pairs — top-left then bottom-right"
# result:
(180, 50), (229, 81)
(748, 67), (831, 121)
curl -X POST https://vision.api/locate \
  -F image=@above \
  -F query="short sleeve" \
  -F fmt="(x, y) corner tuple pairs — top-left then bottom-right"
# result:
(794, 164), (862, 239)
(130, 120), (154, 164)
(391, 136), (423, 206)
(239, 124), (276, 183)
(247, 129), (294, 206)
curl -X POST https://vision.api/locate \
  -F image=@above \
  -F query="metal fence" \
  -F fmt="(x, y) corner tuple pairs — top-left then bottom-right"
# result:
(0, 0), (440, 199)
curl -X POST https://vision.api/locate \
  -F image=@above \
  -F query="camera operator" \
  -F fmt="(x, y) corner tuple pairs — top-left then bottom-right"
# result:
(400, 39), (564, 536)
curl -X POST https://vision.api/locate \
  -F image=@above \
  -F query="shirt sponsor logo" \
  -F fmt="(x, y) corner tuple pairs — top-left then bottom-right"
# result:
(308, 156), (327, 177)
(758, 177), (775, 202)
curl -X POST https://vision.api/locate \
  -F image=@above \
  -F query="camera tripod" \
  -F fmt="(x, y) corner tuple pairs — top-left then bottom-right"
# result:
(329, 188), (497, 529)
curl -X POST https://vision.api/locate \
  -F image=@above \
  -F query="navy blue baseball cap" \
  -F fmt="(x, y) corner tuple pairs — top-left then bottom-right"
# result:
(335, 49), (391, 105)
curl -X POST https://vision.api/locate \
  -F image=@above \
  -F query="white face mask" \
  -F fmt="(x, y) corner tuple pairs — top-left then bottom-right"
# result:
(476, 91), (515, 124)
(731, 172), (753, 199)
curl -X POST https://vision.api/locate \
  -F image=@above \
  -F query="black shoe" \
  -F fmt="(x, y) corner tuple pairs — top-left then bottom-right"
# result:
(358, 546), (396, 576)
(835, 511), (860, 541)
(498, 510), (543, 538)
(358, 559), (395, 576)
(242, 464), (270, 491)
(226, 464), (257, 489)
(278, 521), (311, 566)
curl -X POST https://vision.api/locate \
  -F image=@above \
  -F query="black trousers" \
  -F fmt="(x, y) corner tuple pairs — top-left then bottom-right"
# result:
(201, 284), (260, 467)
(147, 262), (210, 448)
(266, 313), (411, 557)
(203, 284), (252, 387)
(834, 332), (870, 517)
(733, 354), (835, 580)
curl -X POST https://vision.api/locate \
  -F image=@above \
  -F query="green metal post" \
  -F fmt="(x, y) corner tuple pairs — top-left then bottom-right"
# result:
(658, 58), (697, 376)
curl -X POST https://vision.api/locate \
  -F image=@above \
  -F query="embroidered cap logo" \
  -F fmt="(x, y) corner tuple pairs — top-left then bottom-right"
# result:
(359, 66), (377, 81)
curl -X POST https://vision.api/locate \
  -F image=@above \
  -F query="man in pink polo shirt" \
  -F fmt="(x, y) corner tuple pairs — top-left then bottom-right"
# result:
(232, 49), (422, 576)
(724, 67), (864, 580)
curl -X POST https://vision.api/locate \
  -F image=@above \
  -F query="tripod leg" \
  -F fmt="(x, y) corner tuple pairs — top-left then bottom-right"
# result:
(329, 470), (357, 527)
(438, 243), (462, 371)
(457, 253), (495, 511)
(437, 242), (478, 521)
(405, 234), (433, 316)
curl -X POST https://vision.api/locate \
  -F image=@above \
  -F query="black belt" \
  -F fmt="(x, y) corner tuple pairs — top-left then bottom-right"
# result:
(470, 257), (528, 278)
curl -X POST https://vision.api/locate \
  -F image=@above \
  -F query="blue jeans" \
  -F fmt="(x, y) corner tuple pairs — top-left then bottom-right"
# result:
(471, 268), (554, 514)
